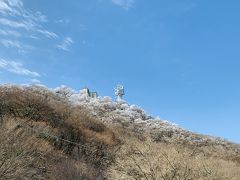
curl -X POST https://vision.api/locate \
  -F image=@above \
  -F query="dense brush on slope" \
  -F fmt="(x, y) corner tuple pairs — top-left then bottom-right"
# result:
(0, 85), (116, 179)
(0, 84), (240, 179)
(108, 136), (240, 180)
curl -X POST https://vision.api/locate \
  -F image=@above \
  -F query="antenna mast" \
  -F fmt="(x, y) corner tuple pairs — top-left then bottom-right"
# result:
(115, 84), (125, 101)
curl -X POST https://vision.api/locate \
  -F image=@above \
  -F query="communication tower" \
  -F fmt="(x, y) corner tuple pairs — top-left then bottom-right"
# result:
(115, 84), (125, 101)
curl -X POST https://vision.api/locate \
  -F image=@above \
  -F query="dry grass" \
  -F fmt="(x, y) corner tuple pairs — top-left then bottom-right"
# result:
(0, 85), (240, 179)
(0, 118), (57, 179)
(108, 135), (240, 180)
(0, 85), (117, 179)
(51, 159), (99, 180)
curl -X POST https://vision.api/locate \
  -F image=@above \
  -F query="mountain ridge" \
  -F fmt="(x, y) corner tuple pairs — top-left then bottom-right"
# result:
(3, 83), (240, 147)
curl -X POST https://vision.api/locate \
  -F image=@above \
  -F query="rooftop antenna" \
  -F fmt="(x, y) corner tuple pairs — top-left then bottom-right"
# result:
(115, 84), (125, 101)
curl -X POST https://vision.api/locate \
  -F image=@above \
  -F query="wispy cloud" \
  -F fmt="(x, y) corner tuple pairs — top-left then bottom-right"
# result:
(0, 39), (33, 50)
(56, 37), (74, 51)
(0, 0), (57, 39)
(79, 24), (88, 31)
(0, 0), (62, 62)
(0, 0), (12, 12)
(111, 0), (135, 10)
(55, 18), (70, 24)
(0, 58), (40, 77)
(31, 78), (41, 84)
(0, 29), (21, 37)
(0, 18), (32, 30)
(0, 0), (45, 22)
(37, 29), (58, 39)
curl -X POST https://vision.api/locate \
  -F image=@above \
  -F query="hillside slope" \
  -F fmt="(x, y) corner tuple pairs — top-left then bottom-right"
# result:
(0, 84), (240, 180)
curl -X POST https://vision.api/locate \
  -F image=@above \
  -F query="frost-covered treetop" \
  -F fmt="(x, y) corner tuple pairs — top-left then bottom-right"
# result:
(51, 85), (180, 131)
(1, 84), (230, 145)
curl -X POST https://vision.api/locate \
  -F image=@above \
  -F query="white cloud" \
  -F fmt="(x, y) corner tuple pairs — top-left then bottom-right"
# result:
(0, 39), (33, 50)
(0, 18), (31, 30)
(0, 18), (57, 39)
(0, 0), (43, 21)
(0, 0), (56, 39)
(0, 0), (77, 59)
(31, 78), (41, 84)
(55, 18), (70, 24)
(37, 29), (58, 39)
(0, 29), (21, 37)
(31, 11), (48, 23)
(79, 24), (88, 31)
(56, 37), (74, 51)
(111, 0), (135, 10)
(0, 58), (40, 77)
(0, 0), (12, 12)
(6, 0), (23, 9)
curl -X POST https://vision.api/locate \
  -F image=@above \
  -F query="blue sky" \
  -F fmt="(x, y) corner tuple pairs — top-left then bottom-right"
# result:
(0, 0), (240, 143)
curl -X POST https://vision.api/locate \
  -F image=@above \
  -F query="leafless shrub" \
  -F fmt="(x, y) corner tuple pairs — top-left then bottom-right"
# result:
(51, 159), (99, 180)
(108, 137), (240, 180)
(0, 86), (66, 125)
(0, 121), (53, 179)
(1, 85), (239, 180)
(0, 85), (117, 177)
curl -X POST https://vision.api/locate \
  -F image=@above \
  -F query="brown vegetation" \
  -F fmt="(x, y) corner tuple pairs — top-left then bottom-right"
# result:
(0, 85), (239, 179)
(108, 135), (240, 180)
(0, 117), (57, 179)
(0, 85), (116, 179)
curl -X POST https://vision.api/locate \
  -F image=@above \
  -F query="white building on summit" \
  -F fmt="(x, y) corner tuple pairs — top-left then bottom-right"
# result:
(79, 85), (125, 101)
(80, 88), (98, 99)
